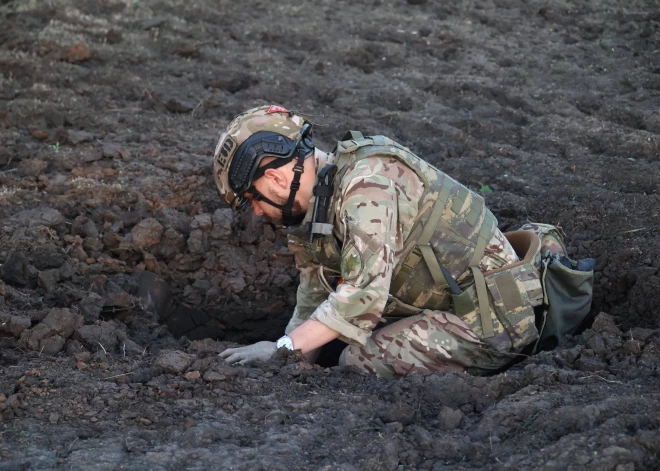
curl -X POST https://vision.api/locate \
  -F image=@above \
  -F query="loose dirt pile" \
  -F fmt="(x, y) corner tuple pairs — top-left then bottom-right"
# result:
(0, 0), (658, 469)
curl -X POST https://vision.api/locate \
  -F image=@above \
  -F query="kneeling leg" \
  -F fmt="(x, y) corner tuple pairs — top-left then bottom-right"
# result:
(339, 310), (512, 378)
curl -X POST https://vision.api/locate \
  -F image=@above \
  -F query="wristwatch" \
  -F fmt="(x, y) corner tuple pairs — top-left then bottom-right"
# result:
(276, 335), (295, 351)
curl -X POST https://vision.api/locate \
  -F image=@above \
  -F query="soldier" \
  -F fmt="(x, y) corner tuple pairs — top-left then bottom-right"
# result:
(215, 105), (566, 378)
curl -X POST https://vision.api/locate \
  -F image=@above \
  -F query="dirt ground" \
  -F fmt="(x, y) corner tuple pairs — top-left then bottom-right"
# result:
(0, 0), (659, 469)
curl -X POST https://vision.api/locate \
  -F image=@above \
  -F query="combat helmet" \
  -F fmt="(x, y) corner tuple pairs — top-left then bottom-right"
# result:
(213, 105), (313, 225)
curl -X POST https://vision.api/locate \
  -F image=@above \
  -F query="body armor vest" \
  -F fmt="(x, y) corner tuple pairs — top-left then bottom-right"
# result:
(290, 132), (543, 352)
(294, 132), (496, 308)
(337, 133), (497, 309)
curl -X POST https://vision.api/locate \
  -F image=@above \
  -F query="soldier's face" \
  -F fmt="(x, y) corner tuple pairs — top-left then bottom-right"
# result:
(248, 191), (306, 226)
(246, 180), (310, 226)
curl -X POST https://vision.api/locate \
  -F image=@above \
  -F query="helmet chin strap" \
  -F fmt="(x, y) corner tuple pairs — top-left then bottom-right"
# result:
(250, 147), (307, 226)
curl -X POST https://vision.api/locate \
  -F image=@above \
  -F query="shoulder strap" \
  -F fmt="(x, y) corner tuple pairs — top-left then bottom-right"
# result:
(336, 136), (373, 155)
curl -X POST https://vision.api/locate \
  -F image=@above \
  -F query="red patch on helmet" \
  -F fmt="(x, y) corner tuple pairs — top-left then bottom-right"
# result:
(267, 105), (289, 114)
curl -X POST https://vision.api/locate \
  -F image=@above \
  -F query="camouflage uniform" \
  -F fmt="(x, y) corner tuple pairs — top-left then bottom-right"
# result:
(284, 143), (545, 378)
(212, 106), (563, 378)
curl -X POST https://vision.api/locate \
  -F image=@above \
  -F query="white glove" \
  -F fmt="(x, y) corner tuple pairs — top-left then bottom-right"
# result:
(219, 341), (277, 365)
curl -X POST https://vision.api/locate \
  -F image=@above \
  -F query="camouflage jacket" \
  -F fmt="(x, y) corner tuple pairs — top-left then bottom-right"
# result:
(285, 142), (518, 346)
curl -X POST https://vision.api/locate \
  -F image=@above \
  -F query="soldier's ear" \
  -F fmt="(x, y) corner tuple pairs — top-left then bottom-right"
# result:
(262, 168), (289, 190)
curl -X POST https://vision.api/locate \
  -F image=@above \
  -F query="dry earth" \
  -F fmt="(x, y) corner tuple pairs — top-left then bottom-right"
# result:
(0, 0), (659, 469)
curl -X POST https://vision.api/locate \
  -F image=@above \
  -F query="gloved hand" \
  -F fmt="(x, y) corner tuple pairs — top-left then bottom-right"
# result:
(219, 341), (277, 365)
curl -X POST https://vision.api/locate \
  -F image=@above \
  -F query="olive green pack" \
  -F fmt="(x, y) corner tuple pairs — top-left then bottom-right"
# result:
(537, 262), (595, 350)
(518, 224), (595, 352)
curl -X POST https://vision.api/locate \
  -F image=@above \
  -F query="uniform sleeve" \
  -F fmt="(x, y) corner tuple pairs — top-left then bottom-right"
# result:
(285, 237), (329, 335)
(285, 265), (328, 334)
(309, 174), (402, 345)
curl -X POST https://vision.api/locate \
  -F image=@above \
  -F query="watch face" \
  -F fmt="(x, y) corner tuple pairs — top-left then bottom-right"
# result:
(276, 336), (294, 351)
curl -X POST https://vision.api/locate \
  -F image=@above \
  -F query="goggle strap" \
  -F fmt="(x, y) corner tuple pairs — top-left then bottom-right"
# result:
(252, 192), (282, 209)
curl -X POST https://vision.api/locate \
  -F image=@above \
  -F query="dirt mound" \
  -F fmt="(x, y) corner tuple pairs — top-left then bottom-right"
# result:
(0, 0), (659, 468)
(1, 313), (659, 470)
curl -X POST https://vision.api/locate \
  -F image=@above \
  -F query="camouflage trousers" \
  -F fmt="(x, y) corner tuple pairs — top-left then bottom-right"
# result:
(338, 310), (515, 379)
(338, 226), (563, 379)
